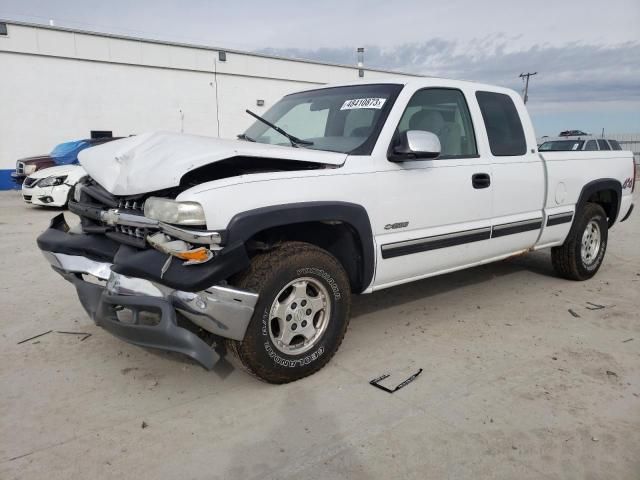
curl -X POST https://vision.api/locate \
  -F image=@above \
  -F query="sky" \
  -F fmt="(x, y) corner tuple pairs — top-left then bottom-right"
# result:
(1, 0), (639, 136)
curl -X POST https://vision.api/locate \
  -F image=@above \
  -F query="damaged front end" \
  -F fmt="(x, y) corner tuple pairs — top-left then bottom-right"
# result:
(36, 178), (257, 369)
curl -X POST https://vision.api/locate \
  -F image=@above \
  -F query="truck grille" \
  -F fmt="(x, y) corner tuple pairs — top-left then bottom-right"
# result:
(115, 225), (149, 239)
(117, 199), (145, 212)
(16, 161), (25, 175)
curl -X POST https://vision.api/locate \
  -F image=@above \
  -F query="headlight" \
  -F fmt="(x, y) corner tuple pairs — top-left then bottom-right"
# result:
(143, 197), (206, 226)
(37, 175), (68, 187)
(24, 164), (37, 175)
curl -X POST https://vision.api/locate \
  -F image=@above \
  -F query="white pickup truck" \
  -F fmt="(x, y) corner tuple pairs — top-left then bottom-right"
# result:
(37, 78), (636, 383)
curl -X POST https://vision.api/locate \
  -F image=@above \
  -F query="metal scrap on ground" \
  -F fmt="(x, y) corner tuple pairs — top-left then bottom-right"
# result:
(56, 331), (92, 341)
(369, 368), (423, 394)
(17, 330), (52, 345)
(18, 330), (92, 345)
(585, 302), (606, 310)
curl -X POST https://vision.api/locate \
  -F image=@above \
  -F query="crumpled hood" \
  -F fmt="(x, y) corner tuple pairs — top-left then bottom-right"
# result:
(78, 131), (347, 195)
(28, 164), (85, 179)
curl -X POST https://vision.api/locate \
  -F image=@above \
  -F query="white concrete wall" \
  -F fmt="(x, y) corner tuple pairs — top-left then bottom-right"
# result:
(0, 22), (417, 176)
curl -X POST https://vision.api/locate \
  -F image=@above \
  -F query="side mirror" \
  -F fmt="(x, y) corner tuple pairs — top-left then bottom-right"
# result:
(389, 130), (441, 162)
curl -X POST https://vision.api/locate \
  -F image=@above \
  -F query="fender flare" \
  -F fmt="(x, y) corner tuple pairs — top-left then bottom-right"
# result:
(225, 201), (375, 292)
(575, 178), (622, 227)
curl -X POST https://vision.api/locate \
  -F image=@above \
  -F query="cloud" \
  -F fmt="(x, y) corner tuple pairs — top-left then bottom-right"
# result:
(258, 39), (640, 112)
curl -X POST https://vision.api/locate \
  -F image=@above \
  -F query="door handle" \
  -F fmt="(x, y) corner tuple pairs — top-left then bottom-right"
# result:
(472, 173), (491, 189)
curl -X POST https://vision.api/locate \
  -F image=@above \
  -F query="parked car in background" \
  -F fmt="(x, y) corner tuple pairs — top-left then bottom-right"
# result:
(539, 137), (623, 152)
(22, 164), (86, 207)
(11, 135), (118, 184)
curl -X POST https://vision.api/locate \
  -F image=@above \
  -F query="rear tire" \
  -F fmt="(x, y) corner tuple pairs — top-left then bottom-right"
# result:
(227, 241), (351, 384)
(551, 203), (608, 281)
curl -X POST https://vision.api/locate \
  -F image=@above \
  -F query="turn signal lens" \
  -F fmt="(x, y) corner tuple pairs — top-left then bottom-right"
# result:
(174, 247), (213, 265)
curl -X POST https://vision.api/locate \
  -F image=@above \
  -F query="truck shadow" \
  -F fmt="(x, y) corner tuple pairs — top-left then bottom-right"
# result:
(352, 249), (555, 320)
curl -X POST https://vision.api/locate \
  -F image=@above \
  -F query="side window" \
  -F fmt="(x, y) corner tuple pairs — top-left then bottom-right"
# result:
(609, 140), (622, 150)
(396, 88), (477, 157)
(475, 91), (527, 156)
(585, 140), (598, 151)
(597, 139), (611, 151)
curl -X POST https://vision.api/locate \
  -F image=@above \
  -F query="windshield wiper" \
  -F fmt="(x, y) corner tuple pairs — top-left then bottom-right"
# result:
(245, 109), (313, 147)
(237, 133), (256, 142)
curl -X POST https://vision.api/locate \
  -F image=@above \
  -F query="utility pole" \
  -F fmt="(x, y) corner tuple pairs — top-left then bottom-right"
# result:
(519, 72), (537, 104)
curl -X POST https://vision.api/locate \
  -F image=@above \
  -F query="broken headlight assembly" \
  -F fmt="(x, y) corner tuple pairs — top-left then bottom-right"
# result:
(37, 175), (68, 187)
(143, 197), (207, 226)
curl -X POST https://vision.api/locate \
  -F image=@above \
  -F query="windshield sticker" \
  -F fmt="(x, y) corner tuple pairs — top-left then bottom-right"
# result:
(340, 98), (386, 110)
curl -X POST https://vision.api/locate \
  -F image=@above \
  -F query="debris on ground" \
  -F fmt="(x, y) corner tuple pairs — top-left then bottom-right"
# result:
(56, 331), (92, 341)
(591, 436), (599, 442)
(585, 302), (605, 310)
(17, 330), (52, 345)
(141, 421), (148, 429)
(369, 368), (423, 394)
(606, 370), (618, 377)
(622, 338), (633, 343)
(568, 309), (580, 318)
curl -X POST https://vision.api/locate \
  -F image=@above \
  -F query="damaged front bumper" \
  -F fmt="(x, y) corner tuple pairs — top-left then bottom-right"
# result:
(38, 215), (257, 369)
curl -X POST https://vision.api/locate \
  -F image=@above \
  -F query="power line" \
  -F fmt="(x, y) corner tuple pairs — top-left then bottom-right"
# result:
(519, 72), (537, 104)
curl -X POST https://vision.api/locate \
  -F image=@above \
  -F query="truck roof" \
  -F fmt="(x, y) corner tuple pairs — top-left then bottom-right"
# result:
(318, 76), (521, 98)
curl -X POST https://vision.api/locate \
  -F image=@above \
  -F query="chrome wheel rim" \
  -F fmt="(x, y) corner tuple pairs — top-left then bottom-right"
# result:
(268, 277), (331, 355)
(581, 220), (601, 265)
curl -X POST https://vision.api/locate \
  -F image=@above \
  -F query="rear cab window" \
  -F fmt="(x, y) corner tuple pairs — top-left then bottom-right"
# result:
(585, 140), (598, 151)
(475, 91), (527, 156)
(597, 139), (611, 151)
(608, 139), (622, 150)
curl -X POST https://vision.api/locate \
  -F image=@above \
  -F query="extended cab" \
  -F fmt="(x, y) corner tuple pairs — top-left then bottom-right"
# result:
(36, 78), (636, 383)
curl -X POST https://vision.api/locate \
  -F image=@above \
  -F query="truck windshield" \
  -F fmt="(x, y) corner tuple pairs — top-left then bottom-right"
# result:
(538, 140), (584, 151)
(241, 84), (403, 154)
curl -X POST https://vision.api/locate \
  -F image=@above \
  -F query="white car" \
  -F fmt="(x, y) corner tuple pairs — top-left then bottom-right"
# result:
(37, 77), (635, 383)
(22, 164), (86, 207)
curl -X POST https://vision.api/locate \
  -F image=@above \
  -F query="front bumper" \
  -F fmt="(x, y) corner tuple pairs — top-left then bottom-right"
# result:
(39, 217), (258, 369)
(22, 183), (71, 207)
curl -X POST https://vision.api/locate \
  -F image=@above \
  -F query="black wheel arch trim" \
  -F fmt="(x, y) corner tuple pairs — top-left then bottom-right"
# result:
(225, 201), (375, 293)
(575, 178), (622, 227)
(620, 203), (633, 222)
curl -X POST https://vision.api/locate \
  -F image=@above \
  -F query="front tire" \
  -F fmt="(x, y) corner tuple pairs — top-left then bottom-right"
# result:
(227, 242), (351, 383)
(551, 203), (608, 280)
